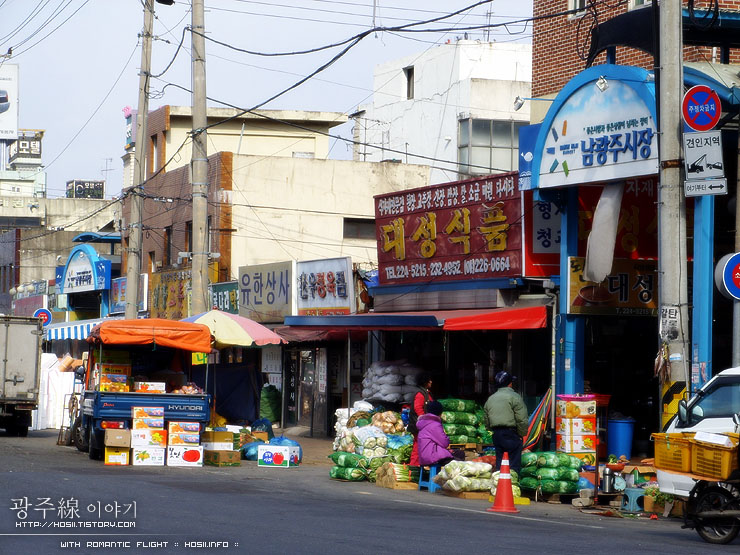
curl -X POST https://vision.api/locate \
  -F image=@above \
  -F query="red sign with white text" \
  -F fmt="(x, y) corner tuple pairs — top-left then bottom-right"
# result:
(375, 173), (522, 285)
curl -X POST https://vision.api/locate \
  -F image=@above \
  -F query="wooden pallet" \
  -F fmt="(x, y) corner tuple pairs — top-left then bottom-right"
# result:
(377, 481), (418, 490)
(443, 490), (491, 500)
(522, 489), (578, 504)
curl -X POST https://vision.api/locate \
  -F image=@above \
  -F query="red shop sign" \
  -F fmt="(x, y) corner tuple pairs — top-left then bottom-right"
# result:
(375, 173), (522, 286)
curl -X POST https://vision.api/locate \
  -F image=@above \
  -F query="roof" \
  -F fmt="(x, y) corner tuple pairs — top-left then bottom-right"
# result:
(72, 231), (121, 244)
(87, 318), (212, 353)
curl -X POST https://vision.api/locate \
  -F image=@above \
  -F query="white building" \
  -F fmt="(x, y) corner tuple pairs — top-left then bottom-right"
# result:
(351, 40), (532, 185)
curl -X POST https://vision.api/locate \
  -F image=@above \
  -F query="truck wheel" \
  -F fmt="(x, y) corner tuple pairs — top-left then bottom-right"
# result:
(73, 417), (89, 452)
(15, 425), (28, 437)
(695, 485), (740, 545)
(88, 428), (103, 461)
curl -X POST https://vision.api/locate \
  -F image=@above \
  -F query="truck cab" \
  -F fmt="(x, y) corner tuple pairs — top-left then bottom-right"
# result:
(657, 367), (740, 497)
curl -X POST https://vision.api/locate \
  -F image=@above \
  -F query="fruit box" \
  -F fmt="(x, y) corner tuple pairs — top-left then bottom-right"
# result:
(556, 400), (596, 418)
(257, 445), (300, 468)
(251, 431), (269, 443)
(201, 441), (234, 451)
(130, 429), (167, 448)
(132, 447), (166, 466)
(100, 373), (128, 384)
(557, 433), (598, 453)
(99, 383), (129, 392)
(555, 416), (596, 435)
(104, 429), (131, 448)
(168, 433), (201, 446)
(134, 382), (166, 394)
(204, 450), (241, 467)
(202, 431), (234, 443)
(168, 421), (201, 434)
(104, 447), (129, 466)
(167, 446), (204, 467)
(132, 418), (164, 430)
(132, 406), (164, 418)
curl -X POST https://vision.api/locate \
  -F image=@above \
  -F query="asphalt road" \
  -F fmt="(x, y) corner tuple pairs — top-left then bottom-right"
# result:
(0, 430), (731, 554)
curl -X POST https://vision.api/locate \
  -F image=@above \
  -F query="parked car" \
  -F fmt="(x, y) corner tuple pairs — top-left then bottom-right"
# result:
(657, 367), (740, 497)
(0, 90), (9, 114)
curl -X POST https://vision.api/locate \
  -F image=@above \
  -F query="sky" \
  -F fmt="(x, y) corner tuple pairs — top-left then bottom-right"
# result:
(0, 0), (532, 199)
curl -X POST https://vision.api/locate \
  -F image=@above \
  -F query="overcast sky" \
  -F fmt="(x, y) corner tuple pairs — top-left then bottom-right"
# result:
(0, 0), (531, 198)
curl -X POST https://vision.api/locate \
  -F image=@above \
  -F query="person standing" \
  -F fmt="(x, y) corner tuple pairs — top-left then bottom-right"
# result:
(408, 372), (433, 467)
(483, 370), (528, 473)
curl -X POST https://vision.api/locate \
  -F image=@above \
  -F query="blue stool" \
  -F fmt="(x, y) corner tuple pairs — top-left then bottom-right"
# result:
(418, 465), (442, 492)
(621, 487), (645, 512)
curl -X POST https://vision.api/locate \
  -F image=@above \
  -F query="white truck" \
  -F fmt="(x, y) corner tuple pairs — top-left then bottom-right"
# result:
(0, 315), (43, 436)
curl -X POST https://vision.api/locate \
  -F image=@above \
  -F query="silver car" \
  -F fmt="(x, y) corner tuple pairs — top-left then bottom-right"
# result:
(0, 90), (9, 114)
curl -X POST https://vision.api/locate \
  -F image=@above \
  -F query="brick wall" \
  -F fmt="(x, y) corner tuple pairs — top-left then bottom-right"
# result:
(533, 1), (740, 97)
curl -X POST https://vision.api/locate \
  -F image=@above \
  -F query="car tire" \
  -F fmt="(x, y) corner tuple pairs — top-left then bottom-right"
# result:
(72, 417), (88, 452)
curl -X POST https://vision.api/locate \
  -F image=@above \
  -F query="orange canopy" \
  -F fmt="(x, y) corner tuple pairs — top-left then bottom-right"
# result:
(87, 318), (212, 353)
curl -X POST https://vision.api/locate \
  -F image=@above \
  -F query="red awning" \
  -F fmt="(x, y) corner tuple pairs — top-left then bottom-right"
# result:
(443, 305), (548, 331)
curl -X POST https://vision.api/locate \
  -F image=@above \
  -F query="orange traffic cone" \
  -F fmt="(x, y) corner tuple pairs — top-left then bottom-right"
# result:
(487, 452), (519, 514)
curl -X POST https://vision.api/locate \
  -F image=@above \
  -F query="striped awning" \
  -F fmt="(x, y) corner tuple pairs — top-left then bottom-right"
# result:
(46, 319), (106, 341)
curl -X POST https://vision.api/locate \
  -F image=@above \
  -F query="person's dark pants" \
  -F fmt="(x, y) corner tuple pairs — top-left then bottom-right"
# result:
(492, 428), (523, 473)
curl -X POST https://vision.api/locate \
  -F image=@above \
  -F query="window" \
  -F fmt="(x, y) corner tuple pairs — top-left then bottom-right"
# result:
(404, 66), (414, 100)
(569, 0), (588, 12)
(343, 218), (376, 240)
(688, 379), (740, 423)
(148, 251), (156, 273)
(458, 119), (526, 176)
(164, 226), (172, 266)
(150, 134), (158, 174)
(185, 221), (192, 252)
(629, 0), (651, 9)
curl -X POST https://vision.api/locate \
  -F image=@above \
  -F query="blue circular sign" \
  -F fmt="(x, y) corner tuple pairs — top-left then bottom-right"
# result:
(33, 308), (52, 326)
(682, 85), (721, 132)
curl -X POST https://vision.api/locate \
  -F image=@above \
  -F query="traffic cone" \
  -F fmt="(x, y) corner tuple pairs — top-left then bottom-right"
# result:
(487, 452), (519, 514)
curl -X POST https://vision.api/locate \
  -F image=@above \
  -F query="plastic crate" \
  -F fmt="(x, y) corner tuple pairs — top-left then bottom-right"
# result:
(690, 433), (739, 480)
(652, 432), (693, 473)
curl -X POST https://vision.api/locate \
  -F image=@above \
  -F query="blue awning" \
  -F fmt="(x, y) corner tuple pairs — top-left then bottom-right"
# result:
(45, 318), (106, 341)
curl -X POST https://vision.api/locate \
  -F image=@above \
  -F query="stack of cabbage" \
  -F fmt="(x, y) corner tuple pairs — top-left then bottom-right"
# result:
(439, 398), (489, 444)
(331, 400), (374, 451)
(433, 460), (493, 492)
(328, 451), (369, 481)
(490, 470), (521, 498)
(361, 360), (424, 403)
(519, 451), (582, 494)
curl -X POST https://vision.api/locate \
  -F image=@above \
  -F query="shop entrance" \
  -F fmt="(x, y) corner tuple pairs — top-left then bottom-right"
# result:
(583, 316), (659, 458)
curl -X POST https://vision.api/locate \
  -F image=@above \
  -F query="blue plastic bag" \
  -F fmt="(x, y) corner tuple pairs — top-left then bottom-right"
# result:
(577, 476), (595, 490)
(251, 418), (274, 439)
(269, 435), (302, 462)
(242, 441), (266, 461)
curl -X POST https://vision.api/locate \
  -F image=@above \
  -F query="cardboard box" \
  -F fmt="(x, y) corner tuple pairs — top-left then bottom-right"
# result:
(169, 433), (201, 446)
(556, 400), (596, 418)
(204, 450), (241, 467)
(130, 429), (167, 448)
(557, 433), (598, 453)
(132, 418), (164, 430)
(134, 381), (166, 394)
(257, 445), (299, 468)
(132, 447), (166, 466)
(99, 363), (131, 375)
(202, 431), (233, 443)
(202, 442), (233, 451)
(251, 431), (269, 443)
(238, 431), (258, 447)
(104, 447), (129, 466)
(132, 406), (164, 418)
(168, 421), (201, 434)
(104, 429), (131, 448)
(99, 383), (129, 392)
(555, 416), (596, 435)
(167, 446), (204, 467)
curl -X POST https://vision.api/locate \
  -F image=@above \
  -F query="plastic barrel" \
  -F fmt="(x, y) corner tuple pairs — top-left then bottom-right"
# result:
(607, 419), (635, 460)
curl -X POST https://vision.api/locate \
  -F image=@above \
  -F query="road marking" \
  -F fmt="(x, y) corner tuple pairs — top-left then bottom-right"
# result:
(393, 499), (604, 529)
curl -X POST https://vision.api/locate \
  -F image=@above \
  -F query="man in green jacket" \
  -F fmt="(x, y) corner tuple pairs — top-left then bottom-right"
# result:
(484, 370), (528, 473)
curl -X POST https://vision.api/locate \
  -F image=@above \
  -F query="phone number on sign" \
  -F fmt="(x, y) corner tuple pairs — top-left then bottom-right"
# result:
(385, 256), (512, 280)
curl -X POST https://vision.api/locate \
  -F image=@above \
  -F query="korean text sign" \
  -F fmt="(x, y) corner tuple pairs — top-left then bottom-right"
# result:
(296, 257), (354, 315)
(239, 261), (294, 323)
(375, 173), (522, 285)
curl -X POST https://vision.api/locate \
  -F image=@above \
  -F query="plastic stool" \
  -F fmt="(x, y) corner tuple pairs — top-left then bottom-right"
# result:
(621, 487), (645, 512)
(418, 465), (442, 492)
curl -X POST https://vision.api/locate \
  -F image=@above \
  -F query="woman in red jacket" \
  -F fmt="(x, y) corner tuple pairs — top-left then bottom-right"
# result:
(409, 373), (433, 466)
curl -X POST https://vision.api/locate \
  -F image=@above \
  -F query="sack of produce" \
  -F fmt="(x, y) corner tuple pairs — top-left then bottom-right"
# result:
(491, 483), (522, 498)
(443, 424), (477, 437)
(540, 479), (560, 494)
(447, 434), (472, 444)
(520, 466), (538, 479)
(520, 477), (539, 490)
(567, 455), (584, 470)
(521, 452), (539, 467)
(491, 469), (519, 486)
(259, 385), (281, 423)
(370, 411), (405, 434)
(537, 452), (561, 468)
(537, 467), (560, 480)
(443, 475), (493, 492)
(438, 460), (492, 481)
(328, 451), (369, 468)
(557, 480), (579, 494)
(438, 398), (478, 412)
(330, 466), (366, 481)
(556, 468), (580, 482)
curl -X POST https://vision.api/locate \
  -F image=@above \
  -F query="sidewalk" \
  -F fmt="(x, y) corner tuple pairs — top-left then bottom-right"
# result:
(274, 426), (334, 466)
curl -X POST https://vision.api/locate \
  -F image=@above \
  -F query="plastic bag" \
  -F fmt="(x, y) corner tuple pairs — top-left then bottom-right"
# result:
(251, 418), (274, 440)
(438, 398), (478, 412)
(537, 452), (560, 468)
(328, 451), (368, 468)
(557, 468), (579, 482)
(269, 435), (302, 462)
(520, 477), (539, 490)
(521, 452), (538, 467)
(443, 423), (477, 437)
(242, 440), (266, 460)
(330, 466), (366, 481)
(259, 385), (281, 423)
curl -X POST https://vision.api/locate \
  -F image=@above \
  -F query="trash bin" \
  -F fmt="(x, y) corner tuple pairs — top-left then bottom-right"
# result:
(607, 419), (635, 460)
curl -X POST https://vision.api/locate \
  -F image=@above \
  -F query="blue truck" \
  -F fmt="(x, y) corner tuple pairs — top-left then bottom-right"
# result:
(72, 319), (213, 460)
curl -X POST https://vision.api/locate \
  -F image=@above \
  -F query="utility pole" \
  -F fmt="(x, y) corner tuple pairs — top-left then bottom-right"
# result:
(190, 0), (209, 314)
(124, 0), (154, 320)
(657, 0), (690, 429)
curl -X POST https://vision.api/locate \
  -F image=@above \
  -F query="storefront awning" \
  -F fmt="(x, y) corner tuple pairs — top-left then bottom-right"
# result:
(443, 305), (548, 331)
(283, 306), (548, 333)
(46, 318), (107, 341)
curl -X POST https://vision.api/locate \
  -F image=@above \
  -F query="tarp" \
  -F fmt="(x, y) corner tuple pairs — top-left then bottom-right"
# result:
(443, 305), (548, 331)
(87, 319), (212, 353)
